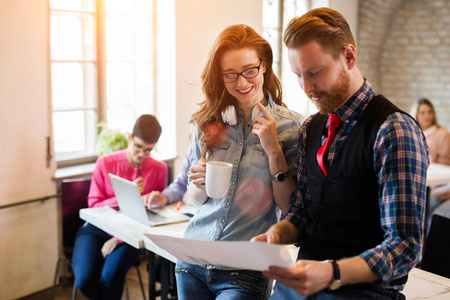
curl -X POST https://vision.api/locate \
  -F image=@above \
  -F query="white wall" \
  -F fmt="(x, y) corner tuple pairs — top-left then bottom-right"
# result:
(311, 0), (359, 41)
(173, 0), (263, 172)
(329, 0), (359, 41)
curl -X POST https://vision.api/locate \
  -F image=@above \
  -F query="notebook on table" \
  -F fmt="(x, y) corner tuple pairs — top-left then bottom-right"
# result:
(108, 173), (191, 227)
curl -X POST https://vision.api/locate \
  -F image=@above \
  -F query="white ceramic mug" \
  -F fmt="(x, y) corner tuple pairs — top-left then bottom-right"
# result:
(205, 161), (233, 199)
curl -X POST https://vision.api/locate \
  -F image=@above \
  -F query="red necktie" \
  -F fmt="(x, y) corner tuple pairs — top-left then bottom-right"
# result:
(317, 113), (342, 176)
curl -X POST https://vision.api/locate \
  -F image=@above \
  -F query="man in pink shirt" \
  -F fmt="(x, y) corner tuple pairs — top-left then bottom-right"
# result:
(72, 114), (168, 300)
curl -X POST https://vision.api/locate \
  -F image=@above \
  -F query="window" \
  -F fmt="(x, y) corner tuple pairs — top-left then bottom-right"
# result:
(50, 0), (175, 167)
(263, 0), (327, 118)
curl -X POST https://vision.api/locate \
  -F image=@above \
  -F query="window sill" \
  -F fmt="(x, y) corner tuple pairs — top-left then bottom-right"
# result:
(53, 163), (97, 181)
(53, 154), (177, 181)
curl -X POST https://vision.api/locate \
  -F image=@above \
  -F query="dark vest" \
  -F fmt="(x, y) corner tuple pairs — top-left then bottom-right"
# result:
(300, 95), (402, 261)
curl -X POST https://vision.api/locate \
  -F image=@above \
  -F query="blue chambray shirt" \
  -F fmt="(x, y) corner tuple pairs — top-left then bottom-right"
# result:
(184, 100), (303, 269)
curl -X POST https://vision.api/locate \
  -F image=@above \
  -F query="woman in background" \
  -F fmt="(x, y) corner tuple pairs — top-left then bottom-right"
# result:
(415, 98), (450, 165)
(176, 24), (304, 300)
(415, 98), (450, 223)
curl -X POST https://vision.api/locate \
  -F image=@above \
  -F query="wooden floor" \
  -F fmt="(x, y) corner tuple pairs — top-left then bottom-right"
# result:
(19, 258), (162, 300)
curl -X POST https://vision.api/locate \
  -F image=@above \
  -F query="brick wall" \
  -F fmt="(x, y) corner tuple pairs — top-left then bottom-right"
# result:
(358, 0), (450, 128)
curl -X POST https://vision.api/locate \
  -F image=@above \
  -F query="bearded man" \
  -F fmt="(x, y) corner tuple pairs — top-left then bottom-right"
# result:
(252, 7), (429, 300)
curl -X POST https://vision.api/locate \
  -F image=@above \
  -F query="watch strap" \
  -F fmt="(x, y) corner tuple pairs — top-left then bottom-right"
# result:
(330, 260), (340, 281)
(328, 259), (342, 290)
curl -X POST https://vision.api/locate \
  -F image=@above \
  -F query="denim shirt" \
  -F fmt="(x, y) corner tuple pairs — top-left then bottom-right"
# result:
(162, 146), (192, 204)
(184, 101), (303, 268)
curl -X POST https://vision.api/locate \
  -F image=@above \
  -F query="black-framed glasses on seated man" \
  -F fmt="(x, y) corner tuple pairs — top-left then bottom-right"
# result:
(222, 60), (262, 83)
(132, 137), (154, 155)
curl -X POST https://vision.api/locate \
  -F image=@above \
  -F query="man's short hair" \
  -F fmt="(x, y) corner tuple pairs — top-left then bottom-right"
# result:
(132, 114), (162, 144)
(284, 7), (355, 59)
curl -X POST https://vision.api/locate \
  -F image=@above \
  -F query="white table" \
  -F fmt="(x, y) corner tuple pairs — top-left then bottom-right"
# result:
(80, 205), (191, 300)
(423, 163), (450, 236)
(427, 163), (450, 187)
(81, 206), (450, 300)
(403, 268), (450, 299)
(286, 245), (450, 299)
(80, 205), (192, 258)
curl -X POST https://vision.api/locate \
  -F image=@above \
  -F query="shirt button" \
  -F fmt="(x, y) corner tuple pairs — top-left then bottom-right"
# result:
(222, 219), (226, 223)
(226, 202), (230, 206)
(239, 142), (242, 145)
(238, 124), (242, 127)
(247, 124), (250, 127)
(235, 161), (238, 164)
(322, 182), (328, 189)
(213, 238), (217, 241)
(232, 182), (235, 185)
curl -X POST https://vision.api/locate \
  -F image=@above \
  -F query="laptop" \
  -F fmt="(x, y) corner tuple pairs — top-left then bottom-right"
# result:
(108, 173), (191, 226)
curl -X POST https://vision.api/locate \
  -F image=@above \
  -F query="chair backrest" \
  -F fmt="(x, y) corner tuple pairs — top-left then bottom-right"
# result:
(421, 214), (450, 278)
(61, 178), (92, 251)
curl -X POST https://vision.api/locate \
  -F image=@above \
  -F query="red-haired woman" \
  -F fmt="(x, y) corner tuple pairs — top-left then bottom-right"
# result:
(176, 24), (304, 299)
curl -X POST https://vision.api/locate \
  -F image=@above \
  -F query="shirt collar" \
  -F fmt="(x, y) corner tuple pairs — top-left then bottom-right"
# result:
(333, 78), (376, 124)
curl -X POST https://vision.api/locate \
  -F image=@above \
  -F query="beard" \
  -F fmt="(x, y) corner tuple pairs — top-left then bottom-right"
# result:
(307, 68), (351, 115)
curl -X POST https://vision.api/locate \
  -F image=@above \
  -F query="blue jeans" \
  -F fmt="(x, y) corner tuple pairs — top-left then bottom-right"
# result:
(175, 260), (271, 300)
(72, 223), (142, 300)
(270, 281), (404, 300)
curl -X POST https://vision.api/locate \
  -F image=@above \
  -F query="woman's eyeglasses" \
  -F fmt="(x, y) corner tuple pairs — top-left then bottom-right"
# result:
(222, 60), (262, 83)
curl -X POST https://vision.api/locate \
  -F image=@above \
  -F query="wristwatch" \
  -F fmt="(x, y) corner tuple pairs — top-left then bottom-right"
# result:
(327, 260), (342, 290)
(271, 169), (290, 182)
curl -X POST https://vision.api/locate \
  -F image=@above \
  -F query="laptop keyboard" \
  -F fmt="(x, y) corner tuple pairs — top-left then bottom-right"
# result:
(146, 209), (168, 223)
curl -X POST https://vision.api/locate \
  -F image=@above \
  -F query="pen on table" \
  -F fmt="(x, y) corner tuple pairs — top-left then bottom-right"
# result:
(137, 162), (141, 177)
(176, 201), (182, 211)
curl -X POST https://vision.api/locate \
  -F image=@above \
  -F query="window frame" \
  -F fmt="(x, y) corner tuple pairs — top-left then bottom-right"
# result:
(50, 0), (168, 169)
(263, 0), (323, 118)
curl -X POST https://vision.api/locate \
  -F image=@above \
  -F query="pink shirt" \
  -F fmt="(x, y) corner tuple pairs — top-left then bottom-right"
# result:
(88, 149), (168, 208)
(425, 126), (450, 165)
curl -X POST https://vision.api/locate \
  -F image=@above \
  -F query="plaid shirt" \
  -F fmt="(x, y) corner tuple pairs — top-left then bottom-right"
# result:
(284, 79), (429, 289)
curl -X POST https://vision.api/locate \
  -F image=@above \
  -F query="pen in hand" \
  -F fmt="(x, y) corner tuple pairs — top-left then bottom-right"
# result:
(176, 201), (182, 211)
(137, 162), (141, 177)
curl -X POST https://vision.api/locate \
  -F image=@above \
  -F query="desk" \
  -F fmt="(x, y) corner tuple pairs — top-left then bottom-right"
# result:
(80, 205), (188, 300)
(427, 163), (450, 187)
(424, 163), (450, 236)
(403, 268), (450, 299)
(82, 207), (450, 300)
(285, 245), (450, 299)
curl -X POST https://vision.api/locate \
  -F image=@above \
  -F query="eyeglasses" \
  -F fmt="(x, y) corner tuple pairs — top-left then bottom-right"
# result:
(222, 60), (262, 83)
(132, 138), (153, 155)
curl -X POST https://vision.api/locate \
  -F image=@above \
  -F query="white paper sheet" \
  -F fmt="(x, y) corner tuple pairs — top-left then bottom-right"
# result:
(144, 233), (296, 271)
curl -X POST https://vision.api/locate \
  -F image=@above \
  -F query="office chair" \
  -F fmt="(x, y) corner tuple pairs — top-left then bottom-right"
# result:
(421, 214), (450, 279)
(51, 177), (91, 300)
(51, 177), (147, 300)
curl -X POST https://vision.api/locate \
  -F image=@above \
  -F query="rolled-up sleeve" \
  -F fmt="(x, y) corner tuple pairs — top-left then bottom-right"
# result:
(359, 112), (429, 287)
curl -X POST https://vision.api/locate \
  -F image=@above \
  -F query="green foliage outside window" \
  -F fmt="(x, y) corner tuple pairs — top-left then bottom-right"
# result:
(96, 121), (129, 156)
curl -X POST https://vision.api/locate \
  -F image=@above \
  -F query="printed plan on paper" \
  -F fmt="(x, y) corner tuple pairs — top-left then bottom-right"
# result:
(144, 233), (296, 271)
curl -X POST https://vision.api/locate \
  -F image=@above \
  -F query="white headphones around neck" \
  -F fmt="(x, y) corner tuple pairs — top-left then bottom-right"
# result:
(221, 94), (275, 125)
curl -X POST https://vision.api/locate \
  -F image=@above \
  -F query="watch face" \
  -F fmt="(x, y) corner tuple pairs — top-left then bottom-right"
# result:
(272, 170), (289, 182)
(329, 279), (342, 290)
(277, 173), (288, 182)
